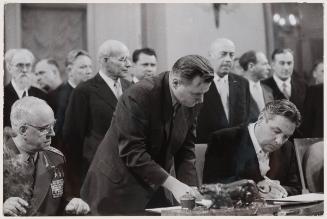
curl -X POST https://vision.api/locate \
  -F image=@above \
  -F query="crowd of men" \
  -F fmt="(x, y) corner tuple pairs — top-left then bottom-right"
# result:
(3, 37), (323, 215)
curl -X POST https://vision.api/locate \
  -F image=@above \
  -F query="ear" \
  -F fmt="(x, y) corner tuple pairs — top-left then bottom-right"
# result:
(248, 62), (255, 70)
(172, 78), (179, 89)
(18, 126), (27, 135)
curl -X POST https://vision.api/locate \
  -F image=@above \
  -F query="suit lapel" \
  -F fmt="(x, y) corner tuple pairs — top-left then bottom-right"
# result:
(30, 152), (53, 215)
(121, 78), (131, 91)
(93, 74), (118, 109)
(207, 83), (229, 125)
(228, 74), (240, 125)
(261, 84), (274, 104)
(162, 73), (173, 144)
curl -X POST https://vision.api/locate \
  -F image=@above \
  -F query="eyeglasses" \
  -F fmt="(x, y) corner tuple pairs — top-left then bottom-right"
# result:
(24, 121), (56, 134)
(103, 56), (130, 64)
(14, 63), (32, 70)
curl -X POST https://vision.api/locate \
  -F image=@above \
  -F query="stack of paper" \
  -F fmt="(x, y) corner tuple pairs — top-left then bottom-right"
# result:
(266, 193), (324, 205)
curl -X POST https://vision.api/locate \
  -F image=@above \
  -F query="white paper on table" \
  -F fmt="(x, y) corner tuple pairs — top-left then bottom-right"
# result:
(145, 206), (181, 213)
(265, 193), (324, 203)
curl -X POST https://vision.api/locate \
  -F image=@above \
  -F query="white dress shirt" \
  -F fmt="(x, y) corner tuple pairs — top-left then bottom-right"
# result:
(249, 80), (265, 111)
(273, 75), (291, 98)
(213, 74), (229, 121)
(248, 123), (270, 177)
(99, 70), (122, 99)
(11, 80), (28, 99)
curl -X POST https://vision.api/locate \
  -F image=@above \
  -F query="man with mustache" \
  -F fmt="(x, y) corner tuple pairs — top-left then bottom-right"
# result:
(203, 99), (302, 199)
(4, 49), (47, 128)
(196, 38), (251, 143)
(62, 40), (132, 196)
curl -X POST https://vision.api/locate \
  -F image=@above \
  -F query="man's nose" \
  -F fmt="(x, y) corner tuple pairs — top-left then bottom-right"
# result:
(48, 126), (55, 136)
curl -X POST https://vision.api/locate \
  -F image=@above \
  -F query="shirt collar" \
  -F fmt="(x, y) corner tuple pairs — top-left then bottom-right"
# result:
(99, 70), (121, 88)
(132, 76), (139, 83)
(248, 123), (269, 157)
(67, 79), (77, 89)
(248, 79), (261, 88)
(273, 74), (291, 88)
(11, 80), (28, 98)
(214, 73), (228, 83)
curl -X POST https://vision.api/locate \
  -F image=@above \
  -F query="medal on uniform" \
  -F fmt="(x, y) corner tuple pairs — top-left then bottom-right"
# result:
(50, 167), (64, 198)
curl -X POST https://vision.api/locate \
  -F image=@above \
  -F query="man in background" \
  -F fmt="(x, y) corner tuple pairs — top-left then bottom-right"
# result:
(262, 48), (307, 114)
(130, 47), (158, 83)
(63, 40), (132, 196)
(4, 49), (47, 128)
(196, 38), (251, 143)
(239, 50), (274, 120)
(34, 58), (63, 93)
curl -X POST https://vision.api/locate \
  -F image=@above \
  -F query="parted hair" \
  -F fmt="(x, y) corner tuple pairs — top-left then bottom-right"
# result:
(132, 48), (157, 63)
(239, 50), (257, 71)
(259, 99), (302, 127)
(271, 48), (294, 61)
(171, 55), (214, 83)
(65, 49), (90, 67)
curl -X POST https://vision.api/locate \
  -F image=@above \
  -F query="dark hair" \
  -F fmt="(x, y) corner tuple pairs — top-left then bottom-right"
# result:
(271, 48), (293, 61)
(239, 50), (257, 71)
(172, 55), (214, 83)
(65, 49), (90, 67)
(261, 99), (302, 127)
(132, 48), (157, 63)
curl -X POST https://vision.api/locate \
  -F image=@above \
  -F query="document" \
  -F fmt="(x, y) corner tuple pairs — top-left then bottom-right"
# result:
(266, 193), (324, 203)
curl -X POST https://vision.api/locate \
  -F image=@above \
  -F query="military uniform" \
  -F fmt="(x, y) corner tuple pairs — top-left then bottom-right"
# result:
(4, 138), (70, 216)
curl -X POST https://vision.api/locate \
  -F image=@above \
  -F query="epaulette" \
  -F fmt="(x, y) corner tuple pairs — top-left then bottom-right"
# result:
(46, 146), (64, 157)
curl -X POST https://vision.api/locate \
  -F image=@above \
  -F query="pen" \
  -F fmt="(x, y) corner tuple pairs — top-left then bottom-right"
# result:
(263, 176), (288, 198)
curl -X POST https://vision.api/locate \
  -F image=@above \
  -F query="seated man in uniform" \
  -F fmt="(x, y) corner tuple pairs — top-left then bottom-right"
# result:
(203, 99), (302, 198)
(3, 97), (90, 216)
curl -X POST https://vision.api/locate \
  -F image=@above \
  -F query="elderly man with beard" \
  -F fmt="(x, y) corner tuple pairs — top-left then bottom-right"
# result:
(4, 49), (47, 128)
(3, 97), (90, 216)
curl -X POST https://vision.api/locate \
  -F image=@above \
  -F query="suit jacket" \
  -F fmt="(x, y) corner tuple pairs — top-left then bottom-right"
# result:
(248, 83), (274, 122)
(196, 73), (251, 143)
(4, 139), (68, 216)
(3, 82), (47, 127)
(300, 84), (323, 138)
(262, 76), (307, 114)
(80, 72), (199, 215)
(47, 82), (74, 150)
(62, 73), (131, 194)
(203, 126), (301, 196)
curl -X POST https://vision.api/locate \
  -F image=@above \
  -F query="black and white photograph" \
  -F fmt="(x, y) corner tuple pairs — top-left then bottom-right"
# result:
(2, 1), (324, 216)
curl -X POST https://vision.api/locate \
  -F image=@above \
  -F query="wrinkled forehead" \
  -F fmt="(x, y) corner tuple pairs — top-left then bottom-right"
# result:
(210, 41), (235, 56)
(11, 51), (34, 64)
(26, 105), (55, 126)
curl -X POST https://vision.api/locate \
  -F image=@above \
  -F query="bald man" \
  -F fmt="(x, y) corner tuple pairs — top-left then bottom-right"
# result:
(62, 40), (132, 195)
(196, 38), (251, 143)
(4, 49), (47, 127)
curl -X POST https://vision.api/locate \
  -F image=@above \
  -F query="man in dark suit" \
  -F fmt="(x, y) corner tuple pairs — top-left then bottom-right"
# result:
(3, 97), (89, 216)
(80, 55), (214, 215)
(62, 40), (132, 195)
(196, 38), (251, 143)
(239, 50), (274, 120)
(262, 48), (307, 114)
(300, 83), (323, 138)
(4, 49), (47, 128)
(48, 49), (93, 150)
(203, 99), (302, 198)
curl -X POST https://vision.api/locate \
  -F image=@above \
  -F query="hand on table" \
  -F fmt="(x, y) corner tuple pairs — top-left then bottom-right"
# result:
(65, 198), (90, 215)
(257, 178), (288, 199)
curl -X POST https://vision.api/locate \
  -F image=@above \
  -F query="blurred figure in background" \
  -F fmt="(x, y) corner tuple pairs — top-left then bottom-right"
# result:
(130, 47), (158, 83)
(312, 60), (323, 85)
(4, 49), (47, 128)
(239, 50), (273, 120)
(34, 58), (63, 93)
(300, 60), (323, 138)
